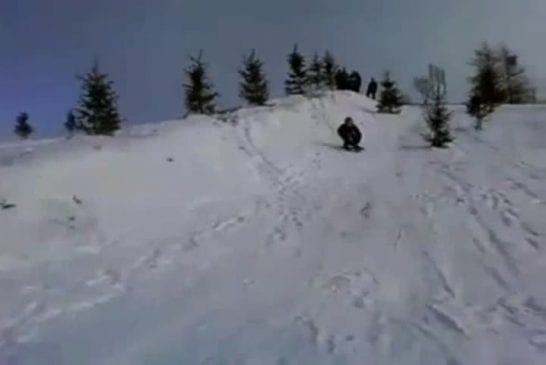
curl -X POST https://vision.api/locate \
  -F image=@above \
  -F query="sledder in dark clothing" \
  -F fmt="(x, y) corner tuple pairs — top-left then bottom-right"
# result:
(337, 117), (362, 151)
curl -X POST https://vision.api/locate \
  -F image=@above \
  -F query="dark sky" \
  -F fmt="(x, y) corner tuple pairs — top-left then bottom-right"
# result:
(1, 0), (545, 139)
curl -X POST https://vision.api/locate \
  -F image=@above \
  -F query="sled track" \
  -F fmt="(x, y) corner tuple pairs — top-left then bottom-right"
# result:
(437, 164), (521, 276)
(237, 119), (309, 243)
(311, 97), (336, 134)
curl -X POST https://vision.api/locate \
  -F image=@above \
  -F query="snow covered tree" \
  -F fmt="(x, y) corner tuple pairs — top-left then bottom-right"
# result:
(377, 72), (403, 114)
(14, 112), (33, 139)
(64, 110), (77, 136)
(497, 45), (532, 104)
(467, 43), (502, 129)
(285, 45), (307, 95)
(184, 51), (218, 114)
(322, 51), (337, 90)
(307, 53), (324, 92)
(239, 50), (269, 106)
(423, 66), (453, 148)
(76, 62), (122, 136)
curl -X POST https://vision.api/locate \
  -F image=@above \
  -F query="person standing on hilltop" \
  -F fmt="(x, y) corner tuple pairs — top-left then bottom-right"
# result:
(366, 78), (378, 99)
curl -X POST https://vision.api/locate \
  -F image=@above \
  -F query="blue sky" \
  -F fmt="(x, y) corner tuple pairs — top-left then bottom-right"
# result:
(1, 0), (545, 139)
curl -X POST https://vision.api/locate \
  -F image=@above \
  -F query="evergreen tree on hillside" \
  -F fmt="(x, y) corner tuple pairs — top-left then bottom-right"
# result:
(307, 53), (324, 92)
(423, 66), (453, 148)
(14, 112), (33, 139)
(285, 45), (307, 95)
(426, 94), (453, 147)
(64, 110), (77, 136)
(76, 62), (122, 136)
(184, 52), (218, 114)
(335, 68), (351, 90)
(497, 45), (532, 104)
(348, 71), (362, 93)
(377, 72), (403, 114)
(467, 43), (503, 129)
(322, 51), (337, 90)
(239, 50), (269, 106)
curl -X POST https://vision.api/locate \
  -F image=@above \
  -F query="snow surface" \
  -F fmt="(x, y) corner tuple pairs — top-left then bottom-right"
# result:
(1, 92), (546, 364)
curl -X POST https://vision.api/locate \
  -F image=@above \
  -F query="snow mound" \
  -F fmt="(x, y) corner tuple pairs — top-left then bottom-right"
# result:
(1, 93), (546, 364)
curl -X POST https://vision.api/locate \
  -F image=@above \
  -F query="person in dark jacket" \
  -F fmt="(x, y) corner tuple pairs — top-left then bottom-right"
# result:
(366, 78), (378, 99)
(337, 117), (362, 151)
(349, 71), (362, 93)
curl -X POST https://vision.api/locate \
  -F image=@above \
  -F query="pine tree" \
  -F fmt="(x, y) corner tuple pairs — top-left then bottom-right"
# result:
(14, 112), (33, 139)
(239, 50), (269, 106)
(64, 110), (77, 136)
(76, 62), (122, 136)
(497, 45), (531, 104)
(335, 68), (351, 90)
(184, 51), (219, 114)
(322, 51), (337, 90)
(348, 71), (362, 93)
(467, 43), (503, 129)
(307, 53), (324, 92)
(377, 72), (403, 113)
(425, 95), (453, 147)
(285, 45), (307, 95)
(468, 43), (503, 108)
(423, 67), (453, 147)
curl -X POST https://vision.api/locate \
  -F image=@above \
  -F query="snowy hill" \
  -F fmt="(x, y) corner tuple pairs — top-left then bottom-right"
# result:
(1, 92), (546, 364)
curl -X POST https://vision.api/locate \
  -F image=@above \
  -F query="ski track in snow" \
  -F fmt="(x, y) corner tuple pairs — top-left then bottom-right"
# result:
(1, 95), (546, 364)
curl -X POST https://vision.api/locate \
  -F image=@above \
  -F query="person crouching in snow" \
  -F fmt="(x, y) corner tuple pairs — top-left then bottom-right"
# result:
(337, 117), (362, 151)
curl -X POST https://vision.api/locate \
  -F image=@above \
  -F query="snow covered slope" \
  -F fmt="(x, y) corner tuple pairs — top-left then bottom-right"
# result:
(1, 92), (546, 364)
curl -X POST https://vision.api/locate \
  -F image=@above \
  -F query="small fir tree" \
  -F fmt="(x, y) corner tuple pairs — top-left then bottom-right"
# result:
(377, 72), (403, 113)
(284, 45), (307, 95)
(335, 68), (351, 90)
(425, 94), (453, 147)
(423, 66), (453, 147)
(348, 71), (362, 93)
(14, 112), (33, 139)
(307, 53), (324, 92)
(184, 51), (219, 115)
(321, 51), (337, 90)
(76, 62), (122, 136)
(467, 43), (502, 129)
(239, 50), (269, 106)
(497, 45), (532, 104)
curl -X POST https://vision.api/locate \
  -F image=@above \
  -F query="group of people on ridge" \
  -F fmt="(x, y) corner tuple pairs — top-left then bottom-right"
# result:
(336, 77), (378, 152)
